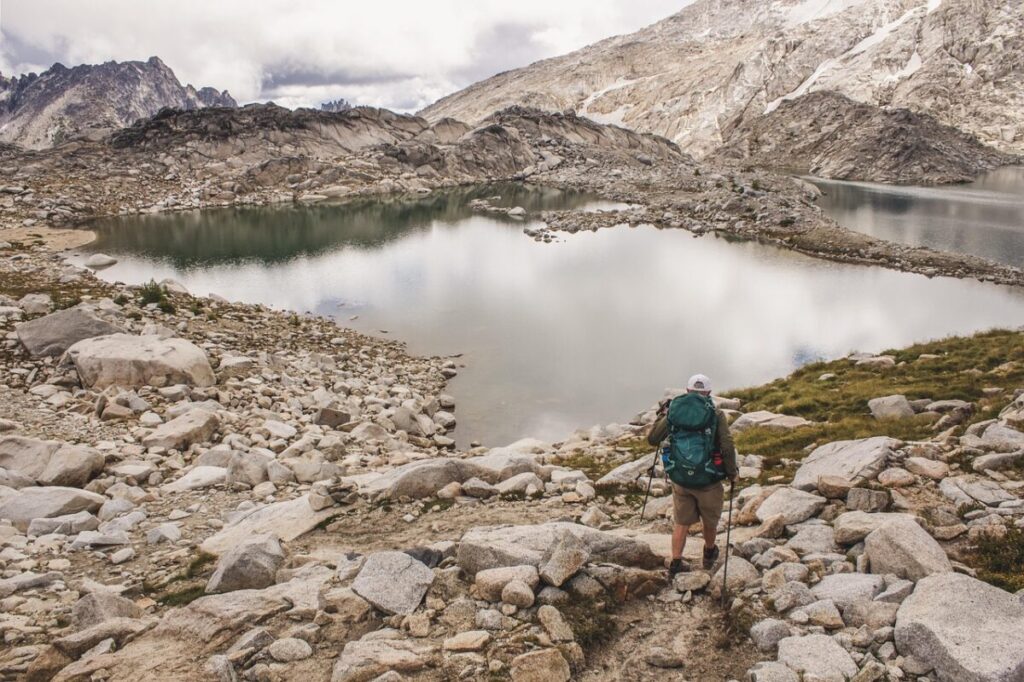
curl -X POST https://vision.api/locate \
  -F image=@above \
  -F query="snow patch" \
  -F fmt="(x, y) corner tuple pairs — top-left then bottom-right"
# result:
(848, 7), (921, 56)
(578, 74), (663, 127)
(886, 50), (922, 82)
(584, 106), (632, 127)
(578, 77), (644, 113)
(927, 0), (942, 13)
(765, 59), (837, 113)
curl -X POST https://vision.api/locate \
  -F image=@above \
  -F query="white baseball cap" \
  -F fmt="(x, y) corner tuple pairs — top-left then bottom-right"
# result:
(686, 374), (712, 394)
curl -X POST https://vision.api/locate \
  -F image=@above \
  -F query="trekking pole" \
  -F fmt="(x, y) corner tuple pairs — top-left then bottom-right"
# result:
(638, 445), (662, 521)
(720, 479), (735, 609)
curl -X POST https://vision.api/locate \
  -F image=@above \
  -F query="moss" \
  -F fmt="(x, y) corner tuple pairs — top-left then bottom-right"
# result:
(970, 525), (1024, 592)
(560, 597), (618, 648)
(313, 512), (343, 531)
(558, 451), (621, 480)
(184, 551), (216, 578)
(727, 328), (1024, 466)
(52, 292), (82, 310)
(158, 585), (207, 607)
(426, 497), (455, 512)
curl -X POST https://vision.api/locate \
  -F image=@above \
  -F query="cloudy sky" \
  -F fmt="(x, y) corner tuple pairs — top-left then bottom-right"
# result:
(0, 1), (684, 111)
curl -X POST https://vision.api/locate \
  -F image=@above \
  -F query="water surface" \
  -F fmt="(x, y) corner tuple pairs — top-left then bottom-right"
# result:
(76, 185), (1024, 446)
(811, 166), (1024, 267)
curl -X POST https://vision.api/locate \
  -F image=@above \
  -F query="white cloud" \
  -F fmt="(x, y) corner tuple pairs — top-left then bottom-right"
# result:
(0, 0), (685, 110)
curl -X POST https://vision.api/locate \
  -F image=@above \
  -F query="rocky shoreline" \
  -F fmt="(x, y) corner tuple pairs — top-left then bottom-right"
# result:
(1, 104), (1023, 682)
(0, 243), (1022, 681)
(1, 105), (1022, 291)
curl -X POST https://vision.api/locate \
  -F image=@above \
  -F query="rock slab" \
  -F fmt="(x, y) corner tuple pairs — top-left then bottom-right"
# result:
(896, 573), (1024, 682)
(351, 551), (434, 615)
(67, 333), (215, 388)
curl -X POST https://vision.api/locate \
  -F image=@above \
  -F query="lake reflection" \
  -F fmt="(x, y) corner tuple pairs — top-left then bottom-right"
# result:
(76, 186), (1024, 446)
(811, 167), (1024, 267)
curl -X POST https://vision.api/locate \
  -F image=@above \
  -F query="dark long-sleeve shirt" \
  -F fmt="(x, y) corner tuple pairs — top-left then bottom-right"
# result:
(647, 408), (738, 478)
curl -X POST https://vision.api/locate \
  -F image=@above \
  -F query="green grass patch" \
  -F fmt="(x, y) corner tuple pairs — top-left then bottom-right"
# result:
(158, 585), (207, 607)
(51, 291), (82, 310)
(184, 551), (216, 578)
(727, 329), (1024, 466)
(558, 451), (623, 481)
(970, 525), (1024, 592)
(138, 280), (168, 305)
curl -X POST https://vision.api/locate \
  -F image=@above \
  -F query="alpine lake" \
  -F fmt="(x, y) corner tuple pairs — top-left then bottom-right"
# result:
(71, 176), (1024, 447)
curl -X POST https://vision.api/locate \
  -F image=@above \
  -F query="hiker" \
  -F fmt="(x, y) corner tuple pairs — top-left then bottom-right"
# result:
(647, 373), (737, 576)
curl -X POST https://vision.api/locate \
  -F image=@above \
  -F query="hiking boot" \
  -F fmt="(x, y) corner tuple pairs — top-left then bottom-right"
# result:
(702, 545), (720, 570)
(668, 558), (690, 577)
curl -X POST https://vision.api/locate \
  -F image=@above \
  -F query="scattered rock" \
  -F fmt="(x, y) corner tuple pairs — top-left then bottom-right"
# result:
(206, 534), (285, 593)
(351, 551), (434, 615)
(864, 517), (952, 581)
(896, 573), (1024, 682)
(67, 333), (216, 388)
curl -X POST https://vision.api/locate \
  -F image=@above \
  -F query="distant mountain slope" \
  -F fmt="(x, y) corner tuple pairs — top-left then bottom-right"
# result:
(421, 0), (1023, 158)
(0, 56), (235, 149)
(716, 91), (1015, 183)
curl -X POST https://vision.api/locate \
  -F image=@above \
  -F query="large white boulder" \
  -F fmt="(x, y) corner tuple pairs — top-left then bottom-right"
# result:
(142, 409), (219, 450)
(331, 634), (438, 682)
(200, 495), (336, 555)
(468, 447), (545, 481)
(731, 411), (812, 432)
(360, 458), (491, 500)
(833, 511), (912, 545)
(206, 535), (286, 593)
(810, 573), (885, 610)
(755, 488), (826, 525)
(0, 487), (106, 531)
(868, 395), (915, 419)
(351, 551), (434, 615)
(161, 465), (227, 493)
(66, 333), (215, 389)
(595, 455), (661, 487)
(16, 306), (123, 357)
(776, 634), (857, 680)
(791, 436), (896, 492)
(864, 516), (952, 581)
(456, 522), (661, 575)
(0, 436), (104, 488)
(896, 573), (1024, 682)
(981, 424), (1024, 452)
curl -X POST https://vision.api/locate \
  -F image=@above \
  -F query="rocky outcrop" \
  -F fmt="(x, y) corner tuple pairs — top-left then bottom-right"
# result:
(15, 306), (123, 358)
(0, 486), (105, 531)
(421, 0), (1024, 159)
(65, 334), (216, 389)
(0, 436), (103, 488)
(717, 92), (1015, 184)
(205, 535), (286, 593)
(896, 573), (1024, 682)
(351, 551), (435, 615)
(456, 522), (662, 574)
(791, 436), (896, 491)
(0, 56), (234, 149)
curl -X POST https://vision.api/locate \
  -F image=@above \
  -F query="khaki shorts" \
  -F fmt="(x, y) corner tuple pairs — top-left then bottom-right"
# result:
(671, 481), (724, 529)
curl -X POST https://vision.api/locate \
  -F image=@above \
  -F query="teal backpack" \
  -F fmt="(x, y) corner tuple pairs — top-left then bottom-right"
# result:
(663, 392), (725, 488)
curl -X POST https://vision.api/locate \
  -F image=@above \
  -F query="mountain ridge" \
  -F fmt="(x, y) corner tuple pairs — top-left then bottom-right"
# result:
(421, 0), (1024, 159)
(0, 56), (235, 149)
